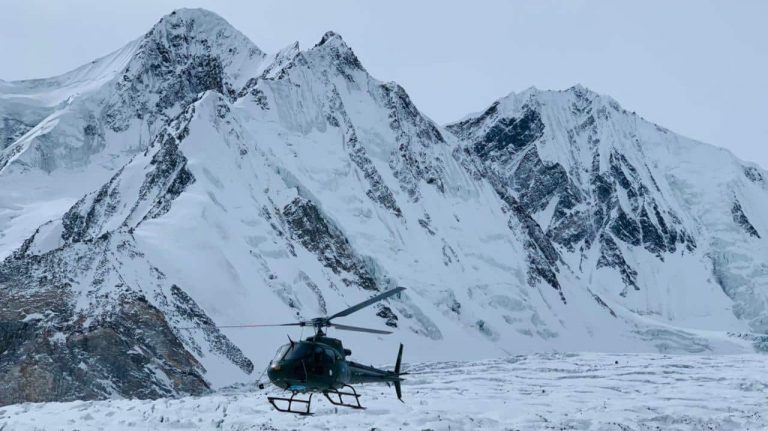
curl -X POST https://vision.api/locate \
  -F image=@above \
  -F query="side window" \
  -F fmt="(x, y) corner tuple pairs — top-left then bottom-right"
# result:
(312, 348), (325, 374)
(324, 348), (336, 365)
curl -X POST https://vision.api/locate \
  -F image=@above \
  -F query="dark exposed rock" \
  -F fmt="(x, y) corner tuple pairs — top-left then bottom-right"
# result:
(731, 199), (760, 238)
(325, 86), (402, 217)
(375, 304), (399, 328)
(441, 241), (459, 266)
(449, 138), (565, 298)
(1, 118), (33, 150)
(60, 105), (197, 244)
(597, 233), (638, 295)
(314, 32), (365, 79)
(639, 207), (666, 255)
(138, 129), (196, 222)
(0, 235), (228, 406)
(242, 83), (270, 110)
(168, 285), (254, 373)
(445, 102), (499, 138)
(470, 107), (544, 163)
(610, 208), (642, 247)
(492, 177), (564, 301)
(61, 175), (123, 244)
(603, 151), (695, 255)
(382, 83), (447, 200)
(590, 291), (617, 317)
(282, 196), (378, 291)
(418, 217), (436, 236)
(743, 166), (765, 185)
(449, 299), (462, 315)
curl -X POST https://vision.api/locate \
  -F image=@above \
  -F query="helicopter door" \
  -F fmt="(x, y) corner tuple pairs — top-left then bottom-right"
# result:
(323, 348), (338, 377)
(311, 347), (325, 375)
(310, 347), (336, 376)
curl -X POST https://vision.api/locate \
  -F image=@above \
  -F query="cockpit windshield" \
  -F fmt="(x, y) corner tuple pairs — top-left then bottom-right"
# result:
(271, 342), (313, 362)
(272, 344), (291, 362)
(283, 343), (313, 360)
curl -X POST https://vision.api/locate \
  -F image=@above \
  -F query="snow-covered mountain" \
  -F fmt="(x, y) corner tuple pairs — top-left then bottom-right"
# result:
(447, 86), (768, 345)
(1, 8), (766, 405)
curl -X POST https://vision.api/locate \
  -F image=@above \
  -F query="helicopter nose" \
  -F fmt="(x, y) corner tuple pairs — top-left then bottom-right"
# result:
(267, 361), (285, 382)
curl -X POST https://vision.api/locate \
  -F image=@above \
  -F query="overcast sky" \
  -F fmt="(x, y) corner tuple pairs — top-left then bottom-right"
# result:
(2, 0), (766, 166)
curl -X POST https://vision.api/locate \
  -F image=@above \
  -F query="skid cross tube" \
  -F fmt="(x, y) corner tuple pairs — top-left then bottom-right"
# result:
(268, 392), (314, 415)
(322, 384), (365, 409)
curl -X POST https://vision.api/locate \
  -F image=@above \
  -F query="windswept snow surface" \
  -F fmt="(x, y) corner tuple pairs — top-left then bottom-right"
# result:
(0, 353), (765, 431)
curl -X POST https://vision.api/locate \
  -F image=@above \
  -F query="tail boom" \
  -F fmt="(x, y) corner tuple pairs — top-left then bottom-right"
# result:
(346, 343), (404, 401)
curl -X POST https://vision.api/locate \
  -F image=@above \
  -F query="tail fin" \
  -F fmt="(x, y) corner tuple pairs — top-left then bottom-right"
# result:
(394, 343), (404, 401)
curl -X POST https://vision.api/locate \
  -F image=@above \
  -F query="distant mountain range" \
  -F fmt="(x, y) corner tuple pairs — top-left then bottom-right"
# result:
(1, 8), (765, 405)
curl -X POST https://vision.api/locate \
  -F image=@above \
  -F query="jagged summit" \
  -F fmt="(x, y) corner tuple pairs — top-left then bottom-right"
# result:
(125, 7), (265, 90)
(1, 9), (263, 97)
(447, 84), (616, 131)
(0, 8), (268, 174)
(317, 30), (344, 46)
(157, 8), (233, 27)
(495, 84), (620, 116)
(144, 8), (265, 61)
(308, 30), (365, 73)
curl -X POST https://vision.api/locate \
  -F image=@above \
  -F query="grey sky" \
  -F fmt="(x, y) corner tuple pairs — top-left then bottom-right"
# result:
(2, 0), (766, 167)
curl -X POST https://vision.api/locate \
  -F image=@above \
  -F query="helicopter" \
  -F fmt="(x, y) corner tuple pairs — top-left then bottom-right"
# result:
(211, 286), (407, 415)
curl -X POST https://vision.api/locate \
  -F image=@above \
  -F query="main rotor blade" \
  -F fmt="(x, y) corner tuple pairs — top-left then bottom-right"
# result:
(327, 286), (406, 321)
(215, 323), (305, 329)
(179, 322), (305, 330)
(331, 323), (393, 334)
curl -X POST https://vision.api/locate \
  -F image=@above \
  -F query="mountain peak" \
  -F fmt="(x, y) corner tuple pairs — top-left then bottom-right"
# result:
(314, 30), (356, 55)
(309, 30), (365, 73)
(563, 84), (604, 101)
(566, 83), (588, 93)
(502, 84), (600, 102)
(317, 31), (345, 47)
(154, 8), (232, 31)
(121, 8), (265, 97)
(144, 8), (264, 60)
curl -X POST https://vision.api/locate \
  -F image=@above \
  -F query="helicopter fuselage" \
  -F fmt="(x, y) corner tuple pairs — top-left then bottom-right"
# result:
(219, 286), (406, 414)
(267, 335), (401, 393)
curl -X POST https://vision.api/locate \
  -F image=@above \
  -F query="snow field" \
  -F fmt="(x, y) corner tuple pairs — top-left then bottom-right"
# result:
(1, 353), (765, 431)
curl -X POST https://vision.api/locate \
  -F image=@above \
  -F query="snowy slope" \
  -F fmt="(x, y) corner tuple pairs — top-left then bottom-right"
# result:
(1, 8), (766, 406)
(1, 353), (765, 431)
(0, 8), (265, 258)
(447, 85), (768, 346)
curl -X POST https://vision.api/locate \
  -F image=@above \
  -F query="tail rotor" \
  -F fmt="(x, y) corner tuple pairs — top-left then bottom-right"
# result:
(394, 343), (404, 401)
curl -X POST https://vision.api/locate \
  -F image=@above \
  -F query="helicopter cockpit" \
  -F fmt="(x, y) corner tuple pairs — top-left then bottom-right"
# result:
(272, 342), (309, 364)
(270, 342), (339, 377)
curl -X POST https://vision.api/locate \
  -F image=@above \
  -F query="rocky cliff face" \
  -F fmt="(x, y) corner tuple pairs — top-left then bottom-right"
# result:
(1, 8), (767, 406)
(448, 86), (768, 343)
(447, 87), (699, 296)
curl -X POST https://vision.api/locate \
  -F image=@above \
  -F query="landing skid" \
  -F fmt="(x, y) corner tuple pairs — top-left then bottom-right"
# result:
(323, 384), (365, 409)
(268, 392), (314, 415)
(267, 385), (366, 415)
